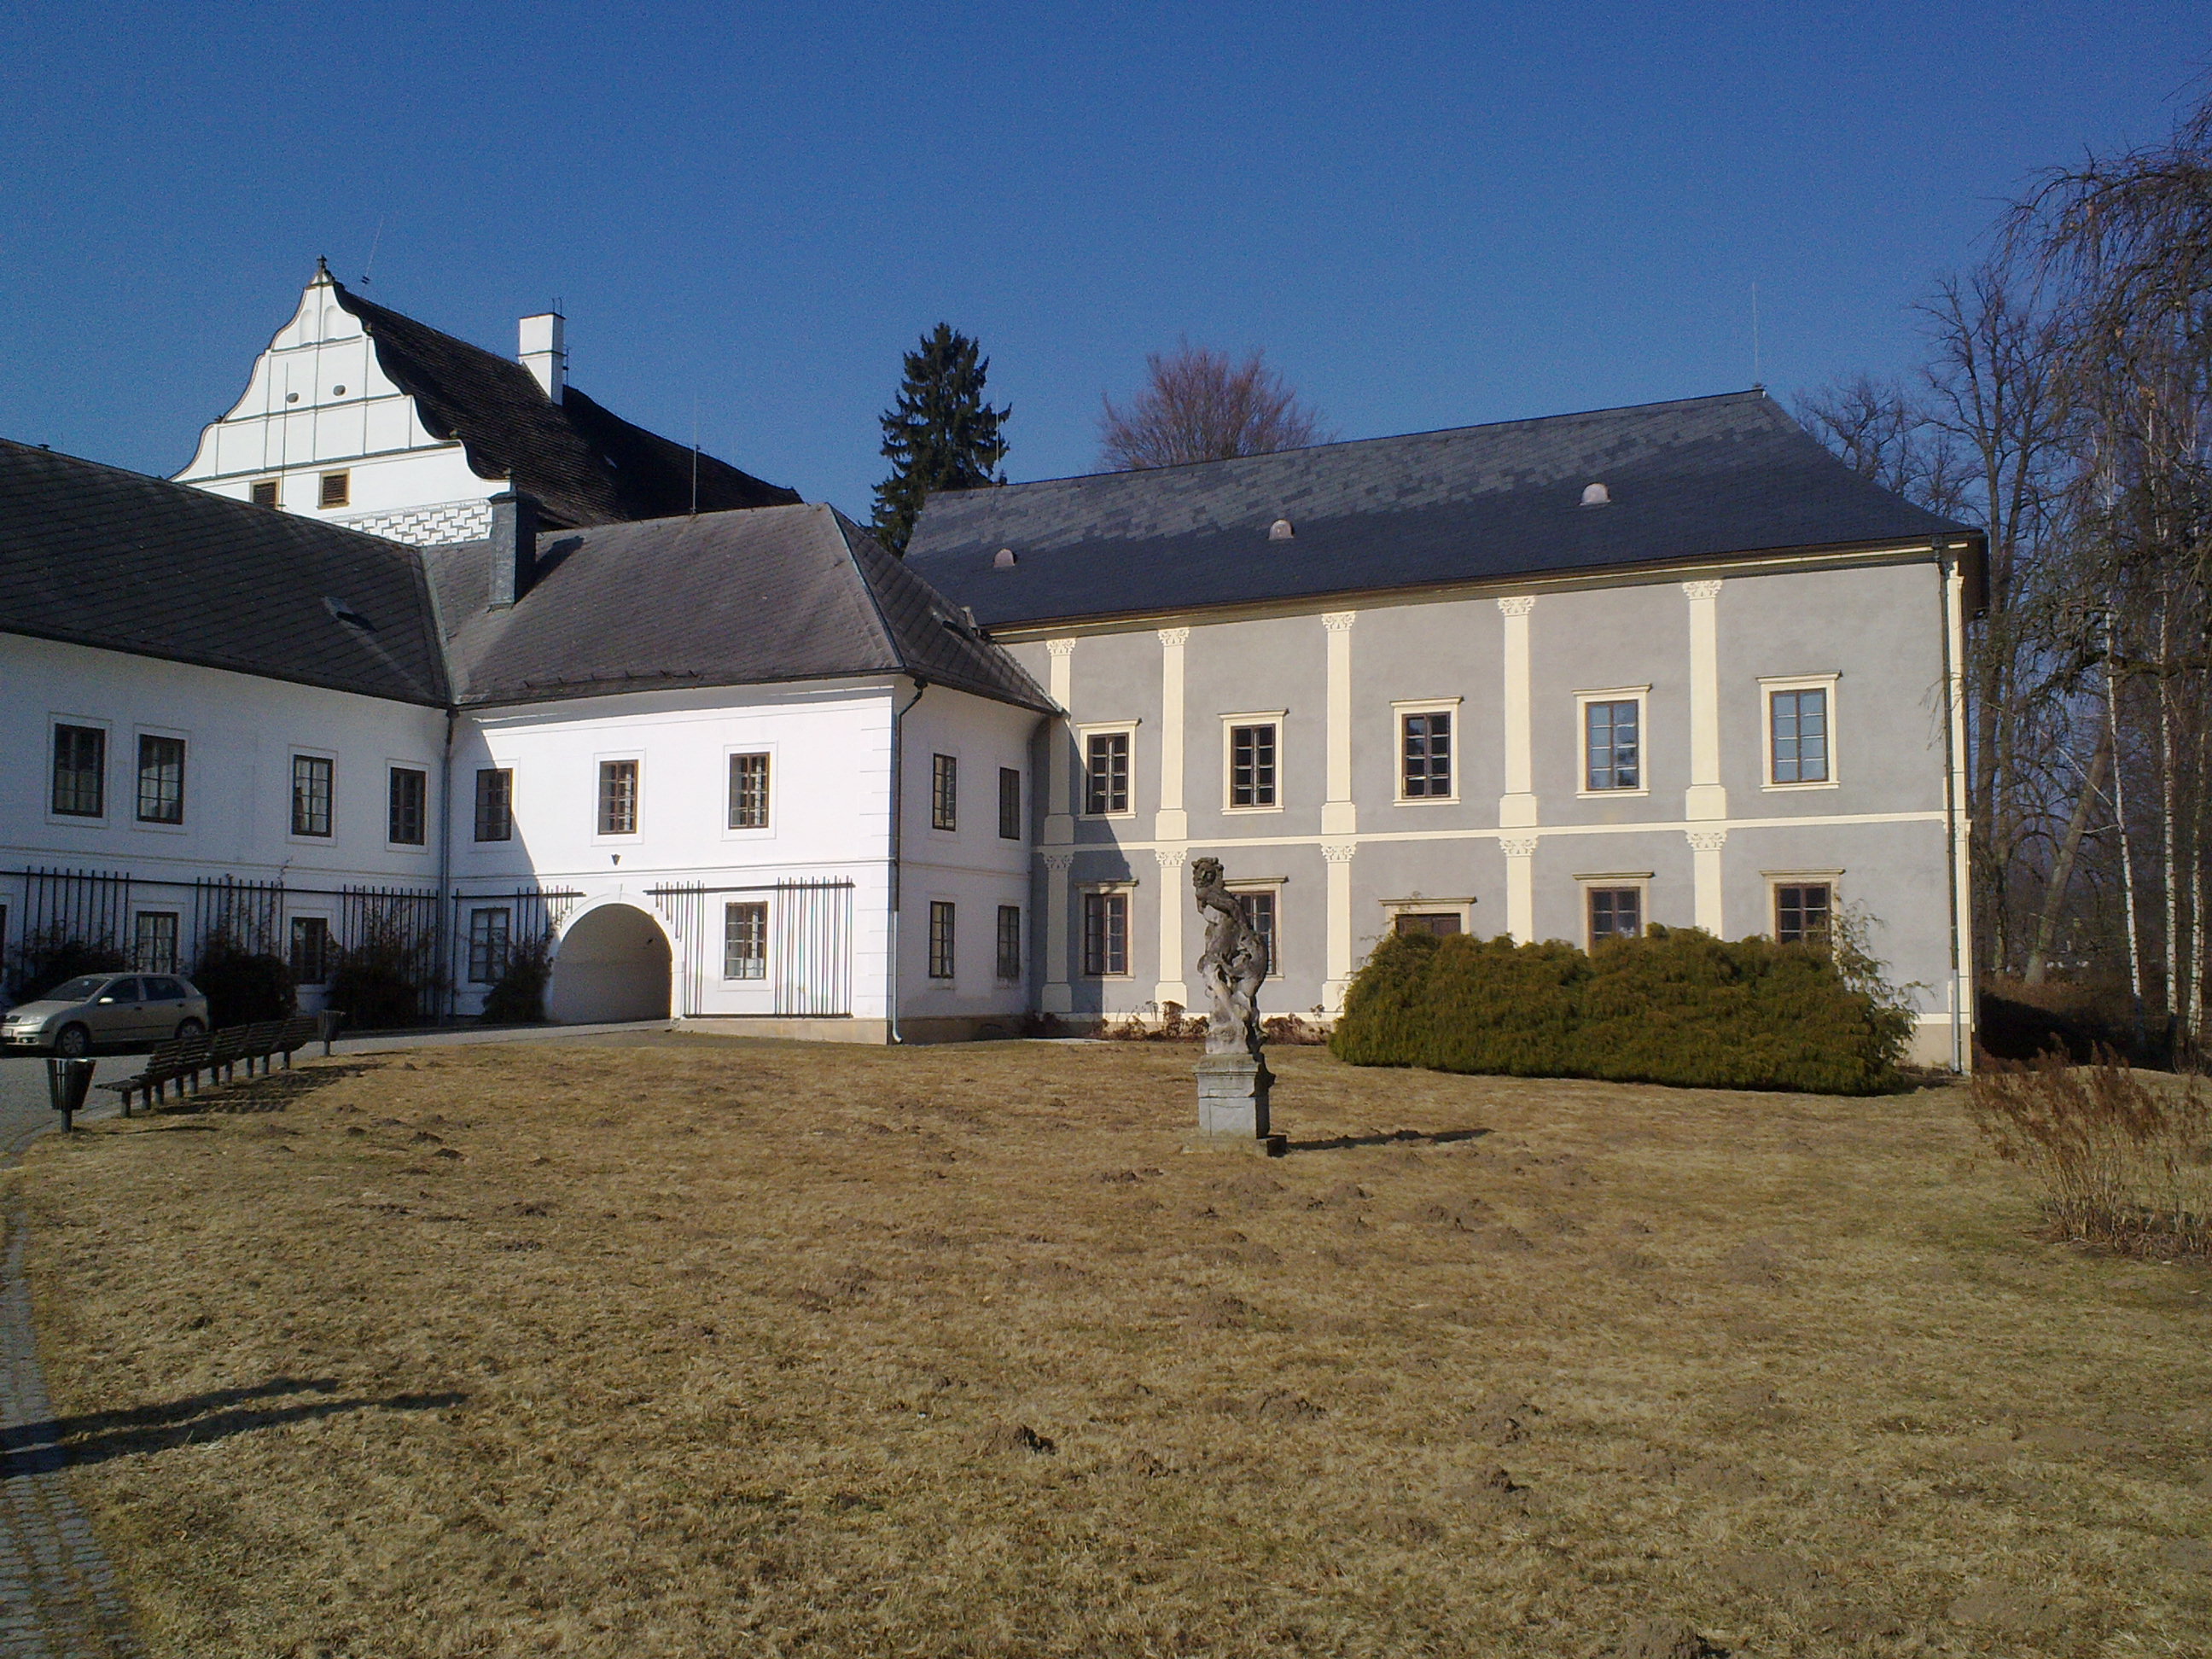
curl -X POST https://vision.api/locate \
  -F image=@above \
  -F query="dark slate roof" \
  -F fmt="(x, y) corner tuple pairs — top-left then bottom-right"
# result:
(331, 279), (801, 528)
(0, 439), (449, 706)
(905, 391), (1978, 628)
(424, 505), (1053, 712)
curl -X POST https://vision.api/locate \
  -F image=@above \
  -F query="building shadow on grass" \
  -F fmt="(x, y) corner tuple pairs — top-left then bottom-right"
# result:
(1, 1377), (464, 1478)
(1283, 1126), (1490, 1154)
(148, 1062), (376, 1116)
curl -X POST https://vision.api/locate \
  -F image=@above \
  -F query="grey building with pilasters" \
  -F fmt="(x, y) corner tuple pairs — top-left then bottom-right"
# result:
(909, 391), (1982, 1068)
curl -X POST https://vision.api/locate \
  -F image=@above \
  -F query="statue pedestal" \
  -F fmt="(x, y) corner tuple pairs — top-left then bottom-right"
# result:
(1195, 1053), (1280, 1152)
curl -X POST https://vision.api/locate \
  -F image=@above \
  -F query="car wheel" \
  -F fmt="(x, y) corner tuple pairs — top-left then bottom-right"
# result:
(54, 1024), (91, 1059)
(175, 1018), (206, 1040)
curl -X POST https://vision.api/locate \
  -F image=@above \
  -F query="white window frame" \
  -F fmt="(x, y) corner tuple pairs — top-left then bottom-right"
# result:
(1575, 685), (1651, 800)
(287, 747), (338, 844)
(1392, 697), (1462, 806)
(1763, 869), (1844, 943)
(1760, 674), (1842, 791)
(721, 899), (769, 981)
(132, 910), (183, 975)
(592, 752), (643, 841)
(467, 905), (515, 985)
(1077, 721), (1139, 820)
(384, 760), (432, 853)
(1079, 881), (1137, 977)
(1220, 711), (1287, 814)
(722, 743), (776, 839)
(46, 713), (113, 827)
(1575, 870), (1654, 947)
(131, 725), (190, 834)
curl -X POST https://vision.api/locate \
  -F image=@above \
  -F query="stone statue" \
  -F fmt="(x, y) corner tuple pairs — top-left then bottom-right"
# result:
(1190, 857), (1276, 1144)
(1191, 856), (1267, 1058)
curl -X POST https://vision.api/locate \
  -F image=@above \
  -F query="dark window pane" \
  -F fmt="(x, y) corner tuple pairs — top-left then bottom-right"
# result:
(474, 769), (514, 841)
(1234, 890), (1278, 972)
(1082, 893), (1129, 975)
(1587, 887), (1642, 946)
(598, 760), (638, 835)
(1585, 700), (1641, 790)
(1401, 712), (1452, 797)
(251, 479), (280, 507)
(290, 917), (332, 985)
(928, 900), (957, 978)
(998, 768), (1022, 840)
(387, 767), (428, 845)
(1394, 911), (1462, 937)
(52, 725), (105, 817)
(291, 755), (333, 836)
(1771, 690), (1830, 784)
(1085, 733), (1130, 815)
(134, 913), (181, 974)
(1231, 724), (1278, 807)
(996, 905), (1022, 980)
(136, 735), (185, 824)
(1776, 883), (1833, 945)
(932, 754), (958, 831)
(724, 902), (767, 980)
(318, 471), (350, 508)
(729, 753), (771, 829)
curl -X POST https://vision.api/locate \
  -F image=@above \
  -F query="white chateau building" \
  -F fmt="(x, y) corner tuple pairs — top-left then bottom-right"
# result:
(3, 268), (1982, 1062)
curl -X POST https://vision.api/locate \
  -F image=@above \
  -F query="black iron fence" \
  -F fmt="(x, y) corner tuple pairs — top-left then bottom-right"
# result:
(647, 878), (855, 1017)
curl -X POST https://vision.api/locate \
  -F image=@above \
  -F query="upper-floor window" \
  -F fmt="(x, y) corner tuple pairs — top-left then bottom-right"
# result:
(931, 754), (958, 831)
(388, 766), (428, 846)
(725, 901), (767, 980)
(137, 736), (184, 824)
(996, 905), (1023, 980)
(1583, 698), (1642, 791)
(598, 760), (638, 835)
(468, 907), (512, 983)
(52, 725), (105, 818)
(1085, 731), (1131, 816)
(998, 767), (1022, 840)
(928, 900), (957, 979)
(1769, 685), (1832, 785)
(1228, 722), (1278, 809)
(474, 768), (514, 842)
(1400, 710), (1452, 799)
(1587, 885), (1644, 947)
(1775, 882), (1833, 945)
(318, 470), (350, 509)
(251, 479), (280, 508)
(729, 753), (771, 829)
(291, 754), (333, 837)
(1082, 890), (1130, 976)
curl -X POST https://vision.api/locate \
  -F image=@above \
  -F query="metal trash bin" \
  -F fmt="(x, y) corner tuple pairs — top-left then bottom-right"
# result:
(46, 1057), (95, 1132)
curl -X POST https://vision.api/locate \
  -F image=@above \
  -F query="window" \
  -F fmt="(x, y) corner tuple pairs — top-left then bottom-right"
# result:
(1234, 889), (1278, 971)
(474, 768), (514, 841)
(996, 905), (1023, 981)
(1229, 722), (1278, 809)
(1082, 891), (1130, 976)
(291, 754), (333, 837)
(1085, 731), (1131, 816)
(1769, 687), (1831, 784)
(388, 766), (428, 846)
(52, 724), (104, 817)
(998, 767), (1022, 840)
(134, 912), (180, 974)
(931, 754), (958, 831)
(1776, 882), (1833, 945)
(1400, 710), (1452, 798)
(467, 908), (512, 983)
(318, 470), (350, 508)
(1394, 911), (1462, 938)
(728, 753), (771, 830)
(145, 976), (187, 1002)
(251, 478), (280, 508)
(724, 902), (767, 980)
(1587, 887), (1643, 946)
(290, 916), (333, 986)
(137, 735), (184, 824)
(598, 760), (638, 835)
(928, 901), (956, 979)
(1584, 699), (1641, 791)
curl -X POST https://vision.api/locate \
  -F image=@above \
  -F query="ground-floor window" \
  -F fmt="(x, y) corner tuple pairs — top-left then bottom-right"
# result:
(1083, 892), (1129, 977)
(1234, 890), (1278, 972)
(1775, 882), (1832, 944)
(469, 907), (514, 983)
(1586, 887), (1643, 946)
(724, 901), (767, 980)
(134, 911), (180, 974)
(1394, 911), (1461, 938)
(996, 905), (1022, 981)
(928, 901), (957, 979)
(290, 916), (333, 986)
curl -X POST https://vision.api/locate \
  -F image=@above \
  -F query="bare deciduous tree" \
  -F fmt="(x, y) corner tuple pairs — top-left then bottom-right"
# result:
(1098, 343), (1330, 471)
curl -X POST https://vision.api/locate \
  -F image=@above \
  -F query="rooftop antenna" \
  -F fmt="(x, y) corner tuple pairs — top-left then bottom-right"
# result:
(360, 215), (386, 287)
(1750, 282), (1763, 391)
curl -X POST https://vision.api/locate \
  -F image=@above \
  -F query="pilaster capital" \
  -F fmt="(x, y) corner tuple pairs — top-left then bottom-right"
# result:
(1685, 830), (1729, 853)
(1042, 853), (1075, 872)
(1681, 579), (1723, 602)
(1496, 595), (1536, 618)
(1046, 637), (1077, 659)
(1499, 836), (1540, 859)
(1154, 847), (1187, 869)
(1320, 841), (1359, 864)
(1156, 626), (1190, 648)
(1321, 610), (1358, 633)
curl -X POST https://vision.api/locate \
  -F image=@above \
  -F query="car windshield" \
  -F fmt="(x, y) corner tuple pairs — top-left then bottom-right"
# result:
(43, 976), (113, 1003)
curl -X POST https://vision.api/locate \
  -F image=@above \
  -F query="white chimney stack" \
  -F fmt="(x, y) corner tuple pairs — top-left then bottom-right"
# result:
(519, 312), (566, 403)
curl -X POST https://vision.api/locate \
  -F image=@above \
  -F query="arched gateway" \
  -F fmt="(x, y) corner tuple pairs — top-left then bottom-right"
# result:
(546, 903), (672, 1024)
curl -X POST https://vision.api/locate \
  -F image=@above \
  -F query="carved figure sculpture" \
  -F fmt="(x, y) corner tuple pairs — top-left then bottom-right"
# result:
(1191, 856), (1268, 1058)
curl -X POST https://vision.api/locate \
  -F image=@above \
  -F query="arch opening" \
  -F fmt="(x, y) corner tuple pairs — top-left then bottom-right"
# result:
(546, 903), (672, 1024)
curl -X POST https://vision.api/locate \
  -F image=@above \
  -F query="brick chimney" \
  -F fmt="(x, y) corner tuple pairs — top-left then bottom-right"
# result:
(519, 312), (566, 403)
(486, 492), (540, 608)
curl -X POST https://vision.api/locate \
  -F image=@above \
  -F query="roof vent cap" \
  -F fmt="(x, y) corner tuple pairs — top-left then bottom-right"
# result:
(1580, 482), (1610, 507)
(1268, 518), (1295, 540)
(992, 547), (1017, 569)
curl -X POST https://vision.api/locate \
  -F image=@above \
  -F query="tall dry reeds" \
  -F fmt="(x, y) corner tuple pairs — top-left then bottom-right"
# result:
(1968, 1051), (2212, 1254)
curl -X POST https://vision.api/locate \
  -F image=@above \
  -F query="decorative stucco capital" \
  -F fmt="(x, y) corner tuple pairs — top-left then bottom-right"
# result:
(1496, 595), (1536, 618)
(1320, 841), (1359, 864)
(1156, 626), (1190, 648)
(1042, 853), (1075, 872)
(1045, 637), (1076, 659)
(1321, 611), (1358, 633)
(1499, 836), (1540, 859)
(1681, 579), (1723, 602)
(1685, 830), (1729, 853)
(1154, 847), (1187, 869)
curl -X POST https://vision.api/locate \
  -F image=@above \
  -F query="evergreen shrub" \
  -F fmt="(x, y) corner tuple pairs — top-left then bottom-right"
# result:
(1331, 924), (1914, 1094)
(480, 934), (553, 1024)
(192, 931), (295, 1027)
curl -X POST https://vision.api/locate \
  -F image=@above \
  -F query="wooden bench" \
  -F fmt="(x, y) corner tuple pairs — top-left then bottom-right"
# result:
(100, 1014), (330, 1112)
(102, 1033), (211, 1114)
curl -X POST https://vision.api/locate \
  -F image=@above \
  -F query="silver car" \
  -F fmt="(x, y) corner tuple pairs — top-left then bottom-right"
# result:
(1, 975), (210, 1057)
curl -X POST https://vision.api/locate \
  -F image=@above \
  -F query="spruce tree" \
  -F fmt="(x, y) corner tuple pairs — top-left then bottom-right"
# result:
(870, 323), (1010, 554)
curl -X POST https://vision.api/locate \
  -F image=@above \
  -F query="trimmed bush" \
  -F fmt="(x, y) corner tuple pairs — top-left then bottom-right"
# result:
(193, 931), (295, 1027)
(1331, 925), (1914, 1094)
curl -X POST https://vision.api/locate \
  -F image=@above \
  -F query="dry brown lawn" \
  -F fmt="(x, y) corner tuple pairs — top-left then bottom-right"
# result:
(14, 1035), (2212, 1657)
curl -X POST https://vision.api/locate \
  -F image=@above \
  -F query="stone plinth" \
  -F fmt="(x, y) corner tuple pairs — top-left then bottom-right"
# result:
(1196, 1052), (1273, 1140)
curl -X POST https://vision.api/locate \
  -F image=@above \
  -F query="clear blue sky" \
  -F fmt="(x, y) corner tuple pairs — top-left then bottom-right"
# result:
(3, 3), (2204, 515)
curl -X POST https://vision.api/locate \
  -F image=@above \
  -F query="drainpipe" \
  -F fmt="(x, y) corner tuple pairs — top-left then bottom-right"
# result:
(436, 707), (457, 1022)
(1936, 543), (1967, 1072)
(887, 676), (928, 1044)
